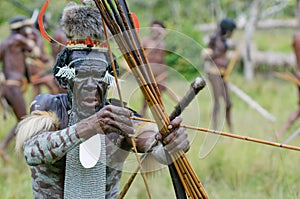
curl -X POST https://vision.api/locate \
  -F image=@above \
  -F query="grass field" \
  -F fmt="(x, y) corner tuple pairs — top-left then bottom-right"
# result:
(0, 71), (300, 199)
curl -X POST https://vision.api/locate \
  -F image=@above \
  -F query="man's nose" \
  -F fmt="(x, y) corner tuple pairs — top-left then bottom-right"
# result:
(85, 77), (97, 88)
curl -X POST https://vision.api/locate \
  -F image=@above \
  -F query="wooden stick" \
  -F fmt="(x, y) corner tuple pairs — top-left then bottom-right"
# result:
(175, 152), (209, 198)
(283, 127), (300, 145)
(102, 18), (124, 107)
(130, 137), (152, 199)
(97, 2), (155, 197)
(223, 45), (241, 82)
(169, 77), (206, 121)
(275, 72), (300, 87)
(93, 1), (207, 198)
(131, 117), (300, 152)
(118, 76), (205, 198)
(96, 0), (169, 132)
(228, 82), (276, 122)
(175, 158), (203, 198)
(172, 152), (204, 198)
(117, 154), (149, 199)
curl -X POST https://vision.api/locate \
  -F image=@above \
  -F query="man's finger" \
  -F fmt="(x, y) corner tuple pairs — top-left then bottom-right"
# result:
(168, 116), (182, 130)
(109, 105), (133, 117)
(164, 127), (187, 148)
(166, 139), (190, 154)
(112, 113), (132, 126)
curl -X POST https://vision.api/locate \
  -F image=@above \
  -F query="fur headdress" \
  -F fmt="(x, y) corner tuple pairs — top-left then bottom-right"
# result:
(61, 2), (105, 42)
(52, 2), (118, 87)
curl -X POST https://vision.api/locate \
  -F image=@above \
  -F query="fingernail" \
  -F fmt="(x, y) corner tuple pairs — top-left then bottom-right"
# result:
(168, 125), (173, 129)
(163, 140), (167, 145)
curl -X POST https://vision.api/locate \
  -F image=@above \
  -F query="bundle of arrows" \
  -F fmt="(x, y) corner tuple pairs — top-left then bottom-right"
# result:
(92, 0), (209, 198)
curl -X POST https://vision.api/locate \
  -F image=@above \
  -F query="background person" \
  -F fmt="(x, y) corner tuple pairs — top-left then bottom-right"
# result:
(204, 18), (236, 132)
(0, 15), (35, 160)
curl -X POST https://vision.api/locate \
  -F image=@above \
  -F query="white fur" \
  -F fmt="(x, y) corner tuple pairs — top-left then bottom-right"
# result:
(15, 111), (59, 154)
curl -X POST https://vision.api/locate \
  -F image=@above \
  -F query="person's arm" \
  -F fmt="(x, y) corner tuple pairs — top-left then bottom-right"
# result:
(17, 96), (134, 165)
(23, 123), (82, 165)
(135, 117), (190, 164)
(13, 34), (35, 52)
(17, 95), (88, 165)
(0, 40), (6, 61)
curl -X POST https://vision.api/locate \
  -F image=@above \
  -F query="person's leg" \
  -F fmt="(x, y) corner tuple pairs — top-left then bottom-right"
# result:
(276, 107), (300, 138)
(158, 83), (179, 103)
(223, 81), (233, 132)
(0, 85), (27, 154)
(140, 99), (148, 117)
(208, 74), (222, 130)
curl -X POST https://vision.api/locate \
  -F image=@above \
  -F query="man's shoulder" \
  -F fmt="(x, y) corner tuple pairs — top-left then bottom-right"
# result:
(30, 93), (69, 112)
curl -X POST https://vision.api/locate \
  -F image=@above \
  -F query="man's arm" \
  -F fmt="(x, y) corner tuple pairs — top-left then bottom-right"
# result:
(16, 95), (85, 165)
(22, 123), (82, 165)
(135, 117), (190, 164)
(17, 94), (135, 166)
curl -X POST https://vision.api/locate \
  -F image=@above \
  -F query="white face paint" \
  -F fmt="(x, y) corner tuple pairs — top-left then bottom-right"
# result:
(24, 26), (33, 35)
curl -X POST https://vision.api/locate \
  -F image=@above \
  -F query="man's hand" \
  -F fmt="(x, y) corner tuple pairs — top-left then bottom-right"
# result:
(158, 117), (190, 155)
(76, 105), (135, 140)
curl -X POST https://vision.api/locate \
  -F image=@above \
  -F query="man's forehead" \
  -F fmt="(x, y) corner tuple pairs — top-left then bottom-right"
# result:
(71, 50), (106, 59)
(76, 64), (106, 72)
(70, 50), (108, 70)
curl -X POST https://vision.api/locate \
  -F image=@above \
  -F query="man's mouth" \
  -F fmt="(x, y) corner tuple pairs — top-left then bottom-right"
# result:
(81, 97), (100, 107)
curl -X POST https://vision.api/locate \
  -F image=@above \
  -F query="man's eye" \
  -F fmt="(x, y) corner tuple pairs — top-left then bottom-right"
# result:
(74, 77), (86, 83)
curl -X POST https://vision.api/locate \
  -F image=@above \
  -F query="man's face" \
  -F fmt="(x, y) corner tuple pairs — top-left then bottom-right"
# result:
(69, 50), (109, 114)
(20, 25), (34, 39)
(151, 23), (165, 39)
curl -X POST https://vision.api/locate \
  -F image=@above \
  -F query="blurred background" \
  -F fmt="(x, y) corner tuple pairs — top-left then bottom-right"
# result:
(0, 0), (300, 198)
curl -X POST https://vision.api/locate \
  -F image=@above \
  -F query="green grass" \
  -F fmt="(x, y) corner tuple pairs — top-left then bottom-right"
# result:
(254, 28), (295, 53)
(1, 72), (300, 198)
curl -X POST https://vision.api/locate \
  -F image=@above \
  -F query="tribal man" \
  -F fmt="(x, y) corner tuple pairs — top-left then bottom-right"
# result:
(276, 18), (300, 138)
(204, 18), (236, 132)
(15, 2), (190, 198)
(140, 20), (178, 116)
(0, 15), (36, 160)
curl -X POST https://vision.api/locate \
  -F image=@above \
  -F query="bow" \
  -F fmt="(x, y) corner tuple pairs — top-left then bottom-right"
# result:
(38, 0), (66, 47)
(93, 0), (209, 198)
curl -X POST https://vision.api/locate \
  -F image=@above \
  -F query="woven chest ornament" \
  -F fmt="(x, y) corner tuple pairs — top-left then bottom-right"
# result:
(59, 1), (107, 169)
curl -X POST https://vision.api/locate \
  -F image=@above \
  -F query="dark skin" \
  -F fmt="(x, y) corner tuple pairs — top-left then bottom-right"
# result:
(68, 50), (189, 159)
(26, 27), (63, 98)
(276, 30), (300, 138)
(20, 49), (189, 198)
(207, 28), (233, 132)
(140, 22), (178, 116)
(51, 28), (67, 59)
(0, 24), (35, 159)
